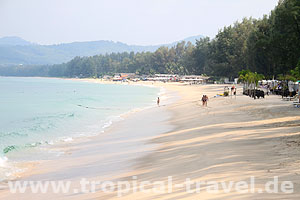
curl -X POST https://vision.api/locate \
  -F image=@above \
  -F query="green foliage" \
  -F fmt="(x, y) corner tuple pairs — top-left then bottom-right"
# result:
(0, 42), (198, 77)
(277, 74), (297, 82)
(1, 0), (299, 79)
(238, 69), (251, 83)
(206, 0), (300, 78)
(290, 60), (300, 80)
(238, 70), (265, 86)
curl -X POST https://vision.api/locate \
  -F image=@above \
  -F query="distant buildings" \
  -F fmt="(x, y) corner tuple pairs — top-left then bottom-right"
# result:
(146, 74), (178, 82)
(180, 75), (210, 84)
(112, 73), (136, 81)
(102, 75), (112, 80)
(103, 73), (210, 84)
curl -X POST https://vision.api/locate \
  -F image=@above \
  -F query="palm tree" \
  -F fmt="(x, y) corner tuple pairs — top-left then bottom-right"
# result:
(238, 69), (250, 93)
(238, 70), (265, 98)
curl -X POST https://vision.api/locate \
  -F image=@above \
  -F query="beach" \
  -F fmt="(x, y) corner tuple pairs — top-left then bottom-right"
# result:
(1, 82), (300, 199)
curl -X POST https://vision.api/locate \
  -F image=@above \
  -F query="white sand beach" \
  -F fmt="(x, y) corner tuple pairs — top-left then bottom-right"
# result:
(0, 82), (299, 199)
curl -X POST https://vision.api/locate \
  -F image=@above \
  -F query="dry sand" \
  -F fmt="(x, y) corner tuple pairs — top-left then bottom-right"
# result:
(92, 83), (300, 199)
(1, 82), (300, 199)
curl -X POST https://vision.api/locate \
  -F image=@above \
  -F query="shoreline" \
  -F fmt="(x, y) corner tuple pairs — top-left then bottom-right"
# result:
(0, 78), (171, 182)
(90, 84), (300, 199)
(1, 81), (300, 199)
(0, 79), (179, 199)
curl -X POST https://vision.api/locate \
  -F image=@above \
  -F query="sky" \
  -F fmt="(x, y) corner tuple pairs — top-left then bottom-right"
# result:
(0, 0), (279, 45)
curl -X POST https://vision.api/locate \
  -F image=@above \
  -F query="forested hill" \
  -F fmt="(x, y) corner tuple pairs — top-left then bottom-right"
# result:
(0, 0), (299, 79)
(0, 35), (203, 66)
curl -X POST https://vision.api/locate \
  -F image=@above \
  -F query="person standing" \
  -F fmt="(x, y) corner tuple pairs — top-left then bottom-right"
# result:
(204, 95), (209, 107)
(231, 85), (235, 96)
(234, 88), (237, 98)
(202, 95), (208, 107)
(201, 95), (206, 106)
(157, 97), (160, 106)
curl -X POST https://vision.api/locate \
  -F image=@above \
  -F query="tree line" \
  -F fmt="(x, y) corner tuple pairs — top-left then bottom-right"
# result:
(0, 0), (299, 80)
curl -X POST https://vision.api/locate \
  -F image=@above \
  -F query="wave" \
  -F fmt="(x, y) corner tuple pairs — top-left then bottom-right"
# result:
(3, 146), (17, 154)
(61, 137), (73, 142)
(0, 131), (28, 138)
(0, 77), (161, 181)
(23, 112), (75, 123)
(0, 155), (26, 182)
(0, 88), (161, 157)
(2, 141), (50, 155)
(0, 112), (77, 155)
(76, 104), (120, 110)
(0, 116), (117, 155)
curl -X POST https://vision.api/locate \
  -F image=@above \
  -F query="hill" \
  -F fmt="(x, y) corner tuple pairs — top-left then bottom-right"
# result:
(0, 35), (204, 65)
(0, 36), (33, 46)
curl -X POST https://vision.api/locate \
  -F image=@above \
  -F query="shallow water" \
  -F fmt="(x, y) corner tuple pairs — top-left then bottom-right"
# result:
(0, 77), (159, 180)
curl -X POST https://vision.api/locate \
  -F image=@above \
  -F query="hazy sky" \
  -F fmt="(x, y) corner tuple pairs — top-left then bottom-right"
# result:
(0, 0), (279, 45)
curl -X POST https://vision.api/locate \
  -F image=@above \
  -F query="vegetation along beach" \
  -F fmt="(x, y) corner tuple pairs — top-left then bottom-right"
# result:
(0, 0), (299, 199)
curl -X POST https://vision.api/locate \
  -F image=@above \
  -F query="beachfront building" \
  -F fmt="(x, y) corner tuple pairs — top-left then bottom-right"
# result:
(113, 74), (122, 81)
(102, 75), (112, 80)
(147, 74), (179, 82)
(119, 73), (136, 79)
(113, 73), (136, 81)
(180, 75), (210, 84)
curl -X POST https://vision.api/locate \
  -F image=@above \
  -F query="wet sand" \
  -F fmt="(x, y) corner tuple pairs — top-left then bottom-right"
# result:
(1, 83), (300, 199)
(94, 83), (300, 199)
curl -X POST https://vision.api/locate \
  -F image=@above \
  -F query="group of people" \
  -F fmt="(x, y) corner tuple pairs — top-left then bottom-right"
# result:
(224, 85), (237, 97)
(159, 95), (209, 107)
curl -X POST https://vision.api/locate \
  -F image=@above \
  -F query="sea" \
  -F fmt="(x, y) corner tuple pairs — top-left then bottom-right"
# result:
(0, 77), (160, 181)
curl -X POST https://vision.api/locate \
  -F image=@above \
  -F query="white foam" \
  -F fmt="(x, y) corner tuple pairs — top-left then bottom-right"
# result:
(56, 137), (73, 142)
(61, 137), (73, 142)
(47, 140), (54, 145)
(0, 156), (9, 181)
(0, 156), (8, 167)
(102, 120), (113, 129)
(158, 87), (168, 101)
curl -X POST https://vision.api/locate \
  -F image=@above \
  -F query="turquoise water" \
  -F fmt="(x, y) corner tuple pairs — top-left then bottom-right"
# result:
(0, 77), (159, 179)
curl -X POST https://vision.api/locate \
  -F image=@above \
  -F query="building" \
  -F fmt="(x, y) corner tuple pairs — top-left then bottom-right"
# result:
(180, 75), (209, 84)
(146, 74), (178, 82)
(119, 73), (136, 79)
(102, 75), (112, 80)
(113, 73), (136, 81)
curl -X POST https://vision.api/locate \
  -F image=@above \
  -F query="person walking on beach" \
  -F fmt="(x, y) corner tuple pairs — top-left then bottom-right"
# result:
(202, 95), (208, 107)
(201, 95), (206, 106)
(204, 95), (208, 107)
(234, 88), (237, 98)
(231, 85), (235, 96)
(157, 97), (160, 106)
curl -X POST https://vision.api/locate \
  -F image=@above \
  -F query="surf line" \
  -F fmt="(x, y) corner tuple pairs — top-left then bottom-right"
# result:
(76, 104), (120, 110)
